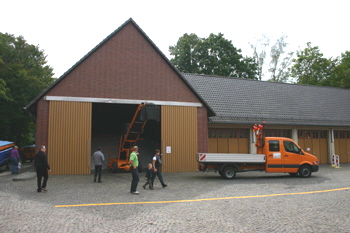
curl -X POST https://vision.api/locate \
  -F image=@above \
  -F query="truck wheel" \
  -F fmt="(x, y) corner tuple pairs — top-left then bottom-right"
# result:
(299, 165), (312, 178)
(222, 166), (236, 179)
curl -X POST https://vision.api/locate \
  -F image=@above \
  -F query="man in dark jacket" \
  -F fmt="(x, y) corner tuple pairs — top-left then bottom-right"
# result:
(151, 149), (167, 188)
(34, 145), (51, 193)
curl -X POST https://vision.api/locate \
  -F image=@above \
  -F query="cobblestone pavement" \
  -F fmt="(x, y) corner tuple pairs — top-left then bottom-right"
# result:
(0, 164), (349, 233)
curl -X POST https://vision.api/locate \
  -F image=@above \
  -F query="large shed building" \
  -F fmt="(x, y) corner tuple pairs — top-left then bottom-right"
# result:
(26, 18), (350, 175)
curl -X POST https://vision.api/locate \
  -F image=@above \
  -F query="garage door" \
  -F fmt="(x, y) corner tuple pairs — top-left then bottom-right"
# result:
(334, 130), (350, 164)
(298, 130), (328, 164)
(208, 128), (249, 153)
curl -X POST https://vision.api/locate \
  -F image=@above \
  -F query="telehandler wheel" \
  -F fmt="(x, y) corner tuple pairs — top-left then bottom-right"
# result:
(112, 162), (118, 173)
(222, 166), (236, 179)
(298, 165), (312, 178)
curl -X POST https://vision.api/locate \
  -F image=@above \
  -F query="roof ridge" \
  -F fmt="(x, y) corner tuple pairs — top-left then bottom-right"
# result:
(183, 73), (350, 91)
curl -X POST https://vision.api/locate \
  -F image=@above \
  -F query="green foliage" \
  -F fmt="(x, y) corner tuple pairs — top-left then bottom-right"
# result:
(169, 33), (257, 79)
(325, 51), (350, 88)
(290, 42), (336, 86)
(0, 33), (55, 146)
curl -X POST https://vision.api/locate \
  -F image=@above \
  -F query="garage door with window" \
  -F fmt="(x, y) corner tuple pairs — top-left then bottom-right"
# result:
(298, 130), (328, 164)
(264, 129), (291, 138)
(208, 128), (249, 153)
(334, 130), (350, 163)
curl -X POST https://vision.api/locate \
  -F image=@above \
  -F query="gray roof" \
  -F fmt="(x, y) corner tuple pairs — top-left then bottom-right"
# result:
(182, 73), (350, 127)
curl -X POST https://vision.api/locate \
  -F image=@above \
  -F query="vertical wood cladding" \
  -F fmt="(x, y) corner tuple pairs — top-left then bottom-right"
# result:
(334, 130), (350, 163)
(161, 106), (198, 172)
(48, 101), (92, 175)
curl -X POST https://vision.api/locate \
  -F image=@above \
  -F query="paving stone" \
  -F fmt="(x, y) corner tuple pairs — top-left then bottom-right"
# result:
(0, 164), (349, 232)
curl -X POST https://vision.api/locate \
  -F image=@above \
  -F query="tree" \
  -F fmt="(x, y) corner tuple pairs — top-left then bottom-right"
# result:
(168, 33), (201, 74)
(169, 33), (257, 79)
(250, 34), (293, 82)
(325, 51), (350, 88)
(268, 35), (294, 82)
(290, 42), (336, 85)
(0, 33), (55, 146)
(249, 34), (270, 81)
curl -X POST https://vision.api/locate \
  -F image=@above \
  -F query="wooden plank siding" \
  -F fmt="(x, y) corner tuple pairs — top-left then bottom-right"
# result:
(334, 130), (350, 164)
(298, 130), (328, 164)
(208, 128), (249, 154)
(48, 101), (92, 175)
(161, 106), (198, 172)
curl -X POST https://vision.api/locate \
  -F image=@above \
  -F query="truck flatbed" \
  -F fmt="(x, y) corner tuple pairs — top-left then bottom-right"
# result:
(198, 153), (266, 163)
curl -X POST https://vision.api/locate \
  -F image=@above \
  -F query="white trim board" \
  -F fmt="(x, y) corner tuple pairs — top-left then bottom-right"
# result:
(45, 96), (202, 107)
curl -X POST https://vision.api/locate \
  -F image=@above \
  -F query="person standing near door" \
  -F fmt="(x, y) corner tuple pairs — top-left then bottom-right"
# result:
(92, 147), (104, 183)
(129, 146), (140, 194)
(34, 145), (51, 193)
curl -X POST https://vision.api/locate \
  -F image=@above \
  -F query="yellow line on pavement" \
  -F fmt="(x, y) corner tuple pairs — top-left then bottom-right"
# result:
(55, 187), (350, 208)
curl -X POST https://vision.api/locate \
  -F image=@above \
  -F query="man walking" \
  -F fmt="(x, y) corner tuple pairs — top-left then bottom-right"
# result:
(92, 147), (104, 183)
(34, 146), (51, 192)
(129, 146), (140, 194)
(151, 149), (167, 188)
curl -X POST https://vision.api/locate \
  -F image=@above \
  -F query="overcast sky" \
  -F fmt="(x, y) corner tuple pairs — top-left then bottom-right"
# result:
(2, 0), (349, 78)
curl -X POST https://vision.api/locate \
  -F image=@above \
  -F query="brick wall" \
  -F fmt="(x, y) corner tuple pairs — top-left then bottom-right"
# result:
(35, 21), (209, 166)
(35, 99), (49, 155)
(47, 23), (200, 103)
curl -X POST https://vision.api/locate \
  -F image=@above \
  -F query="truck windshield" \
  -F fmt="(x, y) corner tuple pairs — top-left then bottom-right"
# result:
(283, 141), (300, 153)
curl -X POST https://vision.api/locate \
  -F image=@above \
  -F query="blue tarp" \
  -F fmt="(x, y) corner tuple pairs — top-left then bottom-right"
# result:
(0, 140), (14, 167)
(0, 140), (14, 147)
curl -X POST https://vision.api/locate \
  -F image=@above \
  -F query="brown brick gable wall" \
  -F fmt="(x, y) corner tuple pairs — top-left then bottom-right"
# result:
(47, 23), (200, 103)
(35, 22), (209, 158)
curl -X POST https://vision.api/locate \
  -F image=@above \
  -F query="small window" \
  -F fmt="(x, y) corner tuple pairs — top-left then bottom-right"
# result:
(298, 131), (303, 138)
(239, 129), (248, 138)
(334, 131), (339, 139)
(283, 141), (300, 153)
(219, 129), (227, 138)
(229, 130), (237, 138)
(208, 129), (217, 138)
(269, 140), (280, 152)
(340, 131), (345, 139)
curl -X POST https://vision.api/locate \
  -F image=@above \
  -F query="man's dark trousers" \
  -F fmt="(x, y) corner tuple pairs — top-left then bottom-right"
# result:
(130, 167), (139, 192)
(36, 166), (48, 191)
(94, 165), (102, 182)
(151, 166), (166, 187)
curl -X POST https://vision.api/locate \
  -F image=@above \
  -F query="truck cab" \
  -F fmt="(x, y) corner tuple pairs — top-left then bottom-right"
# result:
(263, 137), (319, 177)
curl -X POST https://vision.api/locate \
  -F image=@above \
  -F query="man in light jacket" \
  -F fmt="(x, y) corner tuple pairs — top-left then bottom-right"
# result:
(92, 147), (104, 183)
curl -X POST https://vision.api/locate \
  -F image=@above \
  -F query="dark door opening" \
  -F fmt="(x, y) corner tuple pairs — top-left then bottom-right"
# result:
(91, 103), (160, 172)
